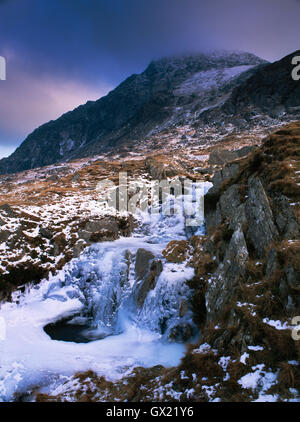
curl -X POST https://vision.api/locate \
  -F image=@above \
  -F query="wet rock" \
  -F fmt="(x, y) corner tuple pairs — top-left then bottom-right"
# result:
(118, 215), (135, 237)
(72, 239), (87, 258)
(245, 176), (278, 258)
(51, 233), (67, 256)
(137, 259), (163, 307)
(135, 248), (162, 307)
(135, 248), (155, 280)
(168, 323), (194, 342)
(179, 299), (189, 317)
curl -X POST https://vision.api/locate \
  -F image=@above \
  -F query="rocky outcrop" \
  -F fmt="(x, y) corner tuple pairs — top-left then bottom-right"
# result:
(206, 226), (248, 322)
(201, 50), (300, 129)
(245, 176), (278, 257)
(0, 51), (268, 175)
(208, 149), (238, 165)
(195, 123), (300, 357)
(78, 215), (135, 244)
(205, 162), (240, 228)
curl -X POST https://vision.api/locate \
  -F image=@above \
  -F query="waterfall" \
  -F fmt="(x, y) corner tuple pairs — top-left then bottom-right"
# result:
(0, 181), (212, 401)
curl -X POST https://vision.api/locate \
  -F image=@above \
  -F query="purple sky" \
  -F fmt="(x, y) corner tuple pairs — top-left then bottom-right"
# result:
(0, 0), (300, 158)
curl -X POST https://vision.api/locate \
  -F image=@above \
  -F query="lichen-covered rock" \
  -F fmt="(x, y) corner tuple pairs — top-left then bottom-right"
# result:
(219, 184), (241, 220)
(145, 157), (166, 180)
(206, 226), (248, 323)
(135, 248), (163, 307)
(162, 240), (191, 263)
(136, 259), (163, 307)
(271, 193), (300, 239)
(245, 176), (278, 257)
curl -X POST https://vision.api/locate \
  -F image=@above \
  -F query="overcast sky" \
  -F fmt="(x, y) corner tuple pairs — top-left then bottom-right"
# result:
(0, 0), (299, 158)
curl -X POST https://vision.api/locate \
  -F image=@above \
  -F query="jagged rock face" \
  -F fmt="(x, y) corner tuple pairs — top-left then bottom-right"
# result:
(201, 123), (300, 341)
(204, 170), (299, 323)
(200, 50), (300, 127)
(0, 51), (266, 175)
(245, 176), (279, 258)
(223, 50), (300, 116)
(206, 226), (249, 322)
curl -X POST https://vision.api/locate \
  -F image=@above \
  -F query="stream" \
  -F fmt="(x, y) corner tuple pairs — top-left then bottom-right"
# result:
(0, 182), (211, 401)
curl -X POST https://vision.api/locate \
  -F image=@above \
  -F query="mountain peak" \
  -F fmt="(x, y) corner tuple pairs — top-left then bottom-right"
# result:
(0, 50), (299, 176)
(145, 50), (267, 75)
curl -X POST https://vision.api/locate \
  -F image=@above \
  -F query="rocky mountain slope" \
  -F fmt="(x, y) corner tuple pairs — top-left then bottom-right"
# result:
(0, 129), (262, 300)
(0, 120), (299, 402)
(33, 121), (300, 403)
(1, 50), (299, 176)
(0, 49), (299, 402)
(0, 50), (277, 175)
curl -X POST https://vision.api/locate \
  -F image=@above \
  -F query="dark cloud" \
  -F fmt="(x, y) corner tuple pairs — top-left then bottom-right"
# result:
(0, 0), (300, 157)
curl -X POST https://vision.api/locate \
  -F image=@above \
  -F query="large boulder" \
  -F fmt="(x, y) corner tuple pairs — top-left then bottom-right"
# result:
(245, 176), (278, 257)
(0, 204), (17, 218)
(135, 248), (163, 307)
(205, 162), (240, 230)
(271, 193), (300, 239)
(219, 184), (241, 220)
(78, 215), (134, 243)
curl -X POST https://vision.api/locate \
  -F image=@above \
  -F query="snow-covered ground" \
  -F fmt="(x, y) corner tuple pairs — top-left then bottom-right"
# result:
(0, 183), (212, 401)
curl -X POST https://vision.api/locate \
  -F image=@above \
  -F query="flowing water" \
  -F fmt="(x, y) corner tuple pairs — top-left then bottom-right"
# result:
(0, 182), (211, 401)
